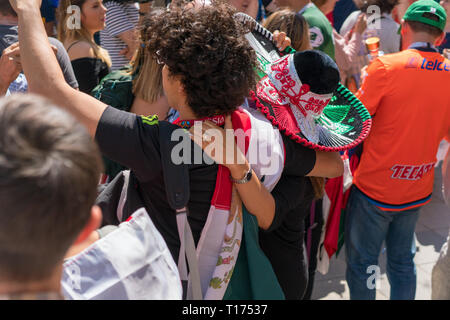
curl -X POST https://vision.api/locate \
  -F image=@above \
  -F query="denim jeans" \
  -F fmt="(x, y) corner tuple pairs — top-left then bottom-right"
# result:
(345, 186), (420, 300)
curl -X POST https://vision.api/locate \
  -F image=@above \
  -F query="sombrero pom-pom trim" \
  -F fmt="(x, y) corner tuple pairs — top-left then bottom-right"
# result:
(250, 87), (372, 152)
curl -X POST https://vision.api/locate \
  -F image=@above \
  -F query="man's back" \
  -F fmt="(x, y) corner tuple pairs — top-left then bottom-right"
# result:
(354, 48), (450, 207)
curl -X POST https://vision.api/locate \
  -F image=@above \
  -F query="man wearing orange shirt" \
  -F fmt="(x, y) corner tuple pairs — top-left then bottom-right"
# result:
(345, 0), (450, 300)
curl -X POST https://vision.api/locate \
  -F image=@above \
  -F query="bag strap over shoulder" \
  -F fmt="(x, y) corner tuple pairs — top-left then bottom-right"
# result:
(116, 170), (131, 223)
(158, 122), (202, 300)
(159, 122), (190, 209)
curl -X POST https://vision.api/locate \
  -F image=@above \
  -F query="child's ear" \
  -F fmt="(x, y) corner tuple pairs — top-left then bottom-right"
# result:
(72, 205), (102, 246)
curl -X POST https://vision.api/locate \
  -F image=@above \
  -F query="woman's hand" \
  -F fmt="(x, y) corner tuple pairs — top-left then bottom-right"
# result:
(0, 44), (22, 94)
(119, 46), (129, 58)
(189, 115), (275, 230)
(2, 42), (58, 68)
(273, 30), (292, 52)
(188, 115), (249, 179)
(355, 13), (367, 35)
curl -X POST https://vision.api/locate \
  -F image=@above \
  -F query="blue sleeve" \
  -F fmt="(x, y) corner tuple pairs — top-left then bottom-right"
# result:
(40, 0), (57, 22)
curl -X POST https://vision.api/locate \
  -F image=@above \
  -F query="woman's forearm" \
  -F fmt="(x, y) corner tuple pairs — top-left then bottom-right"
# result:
(229, 162), (276, 230)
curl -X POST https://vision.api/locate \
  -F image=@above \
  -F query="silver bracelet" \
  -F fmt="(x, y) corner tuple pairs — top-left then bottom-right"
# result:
(229, 166), (253, 184)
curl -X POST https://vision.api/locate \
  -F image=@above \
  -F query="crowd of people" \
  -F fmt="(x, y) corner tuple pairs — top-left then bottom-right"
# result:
(0, 0), (449, 301)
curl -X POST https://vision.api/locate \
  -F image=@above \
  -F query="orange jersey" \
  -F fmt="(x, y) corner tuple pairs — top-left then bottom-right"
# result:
(354, 48), (450, 210)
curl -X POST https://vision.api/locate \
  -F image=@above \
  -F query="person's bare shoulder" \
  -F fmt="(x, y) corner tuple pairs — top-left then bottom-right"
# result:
(66, 41), (96, 61)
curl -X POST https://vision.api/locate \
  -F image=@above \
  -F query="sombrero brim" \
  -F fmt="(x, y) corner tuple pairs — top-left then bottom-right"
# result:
(251, 83), (372, 152)
(235, 11), (372, 152)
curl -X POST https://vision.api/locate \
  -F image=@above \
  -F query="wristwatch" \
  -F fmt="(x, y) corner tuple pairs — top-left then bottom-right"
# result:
(230, 166), (253, 184)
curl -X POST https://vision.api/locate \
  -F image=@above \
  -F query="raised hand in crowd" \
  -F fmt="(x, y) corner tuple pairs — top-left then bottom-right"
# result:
(1, 41), (58, 66)
(0, 43), (21, 95)
(0, 40), (61, 96)
(354, 13), (367, 35)
(273, 30), (292, 51)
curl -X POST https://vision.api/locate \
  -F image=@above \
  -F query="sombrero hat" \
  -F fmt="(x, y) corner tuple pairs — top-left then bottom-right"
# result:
(236, 13), (372, 152)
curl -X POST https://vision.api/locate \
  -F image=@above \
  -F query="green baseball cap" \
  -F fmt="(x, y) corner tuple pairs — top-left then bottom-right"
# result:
(402, 0), (447, 31)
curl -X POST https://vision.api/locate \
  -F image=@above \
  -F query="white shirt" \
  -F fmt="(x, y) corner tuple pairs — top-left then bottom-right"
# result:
(340, 11), (401, 54)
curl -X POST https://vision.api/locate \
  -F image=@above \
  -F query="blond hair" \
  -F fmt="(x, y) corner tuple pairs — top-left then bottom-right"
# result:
(129, 10), (165, 103)
(57, 0), (111, 67)
(263, 8), (312, 52)
(130, 42), (164, 103)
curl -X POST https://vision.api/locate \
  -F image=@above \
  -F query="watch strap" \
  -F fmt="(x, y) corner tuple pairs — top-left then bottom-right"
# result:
(229, 166), (252, 184)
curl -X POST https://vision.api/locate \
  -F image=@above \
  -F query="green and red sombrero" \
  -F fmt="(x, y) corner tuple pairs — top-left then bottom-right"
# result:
(236, 13), (372, 152)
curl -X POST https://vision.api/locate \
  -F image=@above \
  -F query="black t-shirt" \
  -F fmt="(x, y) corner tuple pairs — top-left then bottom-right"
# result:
(95, 106), (316, 260)
(259, 176), (315, 300)
(71, 57), (110, 94)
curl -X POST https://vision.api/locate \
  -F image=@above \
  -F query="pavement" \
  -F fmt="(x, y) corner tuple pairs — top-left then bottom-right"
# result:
(311, 143), (450, 300)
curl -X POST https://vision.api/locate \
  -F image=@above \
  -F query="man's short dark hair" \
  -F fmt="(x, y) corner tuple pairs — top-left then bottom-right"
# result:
(0, 94), (102, 282)
(144, 1), (257, 118)
(0, 0), (17, 17)
(405, 13), (444, 38)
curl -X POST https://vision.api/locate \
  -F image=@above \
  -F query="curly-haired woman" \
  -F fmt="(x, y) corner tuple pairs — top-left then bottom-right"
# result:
(26, 0), (269, 255)
(15, 0), (343, 299)
(57, 0), (111, 93)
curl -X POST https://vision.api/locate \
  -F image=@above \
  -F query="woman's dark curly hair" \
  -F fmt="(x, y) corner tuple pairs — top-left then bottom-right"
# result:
(143, 1), (257, 118)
